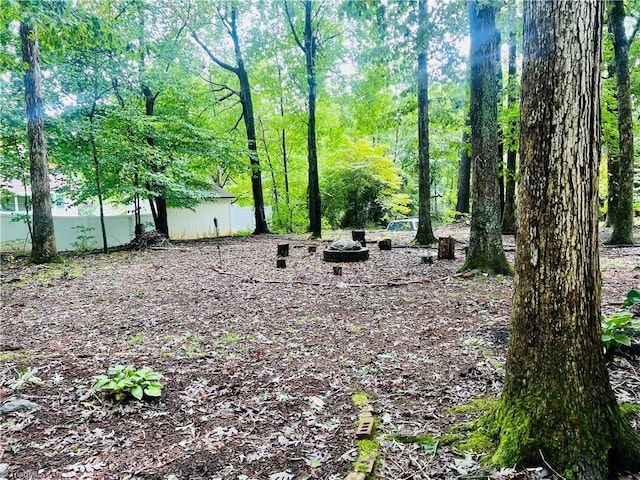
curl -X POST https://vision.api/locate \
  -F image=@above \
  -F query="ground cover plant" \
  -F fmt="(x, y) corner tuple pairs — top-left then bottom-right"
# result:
(0, 225), (638, 479)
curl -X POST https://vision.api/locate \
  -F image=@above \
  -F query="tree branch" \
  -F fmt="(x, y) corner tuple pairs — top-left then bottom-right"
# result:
(191, 30), (239, 74)
(284, 1), (305, 52)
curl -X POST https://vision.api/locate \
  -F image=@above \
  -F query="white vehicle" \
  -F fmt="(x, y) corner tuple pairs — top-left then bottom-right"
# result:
(386, 218), (419, 231)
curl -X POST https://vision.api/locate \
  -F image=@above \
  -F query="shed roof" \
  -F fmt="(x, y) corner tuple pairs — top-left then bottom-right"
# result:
(210, 185), (235, 199)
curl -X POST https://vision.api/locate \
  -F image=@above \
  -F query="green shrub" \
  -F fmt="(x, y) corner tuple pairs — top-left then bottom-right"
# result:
(90, 365), (163, 401)
(601, 311), (640, 354)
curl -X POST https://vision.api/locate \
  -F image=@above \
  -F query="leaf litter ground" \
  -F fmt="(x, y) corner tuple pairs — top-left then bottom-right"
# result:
(1, 224), (639, 480)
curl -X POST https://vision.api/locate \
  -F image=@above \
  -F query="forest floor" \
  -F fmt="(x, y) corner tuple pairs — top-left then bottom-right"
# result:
(1, 223), (639, 480)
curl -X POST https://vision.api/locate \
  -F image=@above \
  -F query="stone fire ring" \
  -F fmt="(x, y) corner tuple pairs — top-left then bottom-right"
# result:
(323, 247), (369, 263)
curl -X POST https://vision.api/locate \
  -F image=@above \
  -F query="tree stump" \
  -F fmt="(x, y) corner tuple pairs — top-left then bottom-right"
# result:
(352, 230), (366, 247)
(438, 237), (456, 260)
(378, 239), (392, 250)
(308, 245), (317, 253)
(276, 258), (286, 268)
(277, 243), (289, 257)
(422, 254), (435, 265)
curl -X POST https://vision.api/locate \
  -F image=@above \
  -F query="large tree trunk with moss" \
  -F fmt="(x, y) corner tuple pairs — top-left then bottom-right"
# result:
(501, 32), (517, 235)
(20, 22), (58, 264)
(414, 0), (436, 245)
(495, 2), (640, 477)
(606, 0), (635, 245)
(461, 1), (511, 275)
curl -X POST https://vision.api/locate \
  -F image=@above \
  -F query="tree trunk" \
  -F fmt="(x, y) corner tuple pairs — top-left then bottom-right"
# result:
(91, 133), (108, 254)
(20, 22), (58, 264)
(141, 84), (169, 237)
(606, 0), (635, 245)
(495, 31), (504, 219)
(495, 2), (640, 477)
(304, 0), (322, 239)
(501, 32), (517, 234)
(414, 0), (437, 246)
(455, 119), (471, 214)
(461, 1), (511, 275)
(237, 63), (269, 234)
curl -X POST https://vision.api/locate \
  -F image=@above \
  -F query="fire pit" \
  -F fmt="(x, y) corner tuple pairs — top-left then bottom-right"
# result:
(323, 239), (369, 263)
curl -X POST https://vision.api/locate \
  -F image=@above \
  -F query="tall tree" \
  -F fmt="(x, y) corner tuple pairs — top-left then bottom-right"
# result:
(501, 31), (518, 234)
(285, 0), (322, 239)
(20, 22), (58, 263)
(606, 0), (637, 245)
(461, 0), (511, 274)
(414, 0), (437, 245)
(192, 4), (270, 235)
(455, 119), (471, 214)
(493, 1), (640, 476)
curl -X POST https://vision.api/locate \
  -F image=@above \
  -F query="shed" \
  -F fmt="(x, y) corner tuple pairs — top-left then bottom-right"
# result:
(167, 186), (235, 239)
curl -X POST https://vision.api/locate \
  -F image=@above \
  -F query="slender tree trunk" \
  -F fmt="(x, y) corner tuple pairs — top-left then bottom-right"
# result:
(90, 132), (108, 254)
(20, 22), (57, 264)
(236, 59), (269, 234)
(141, 84), (169, 237)
(304, 0), (322, 239)
(456, 119), (471, 214)
(278, 64), (292, 233)
(495, 31), (504, 219)
(461, 1), (511, 275)
(501, 32), (518, 234)
(607, 0), (635, 245)
(414, 0), (437, 246)
(495, 2), (640, 477)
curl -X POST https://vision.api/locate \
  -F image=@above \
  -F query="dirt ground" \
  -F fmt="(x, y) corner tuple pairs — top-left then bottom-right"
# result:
(1, 224), (639, 480)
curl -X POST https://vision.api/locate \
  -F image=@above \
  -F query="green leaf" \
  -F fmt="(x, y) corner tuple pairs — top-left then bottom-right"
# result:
(624, 289), (640, 307)
(602, 334), (615, 343)
(130, 385), (144, 400)
(144, 384), (162, 397)
(613, 334), (631, 346)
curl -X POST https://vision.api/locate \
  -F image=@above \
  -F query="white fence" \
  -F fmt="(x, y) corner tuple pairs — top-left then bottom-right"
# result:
(0, 205), (270, 252)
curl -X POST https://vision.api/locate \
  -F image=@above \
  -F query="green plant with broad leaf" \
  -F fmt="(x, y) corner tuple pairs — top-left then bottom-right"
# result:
(624, 289), (640, 307)
(90, 365), (163, 401)
(601, 311), (640, 354)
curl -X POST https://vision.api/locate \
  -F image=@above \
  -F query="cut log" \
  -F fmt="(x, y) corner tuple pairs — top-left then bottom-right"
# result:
(378, 239), (392, 250)
(352, 230), (366, 247)
(421, 254), (435, 265)
(437, 237), (456, 260)
(308, 245), (317, 253)
(276, 258), (286, 268)
(277, 243), (289, 257)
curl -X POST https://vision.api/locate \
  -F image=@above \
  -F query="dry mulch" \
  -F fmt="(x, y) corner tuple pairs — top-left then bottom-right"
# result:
(0, 224), (638, 480)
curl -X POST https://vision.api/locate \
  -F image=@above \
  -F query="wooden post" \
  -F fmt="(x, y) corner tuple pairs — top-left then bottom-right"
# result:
(378, 239), (392, 250)
(276, 258), (286, 268)
(333, 266), (342, 275)
(352, 230), (366, 247)
(277, 243), (289, 257)
(437, 237), (456, 260)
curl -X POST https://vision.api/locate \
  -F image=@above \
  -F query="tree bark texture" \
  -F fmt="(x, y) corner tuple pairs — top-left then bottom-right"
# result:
(414, 0), (437, 246)
(496, 2), (640, 477)
(455, 120), (471, 214)
(501, 33), (518, 234)
(304, 0), (322, 239)
(606, 0), (635, 245)
(462, 1), (511, 275)
(20, 22), (58, 264)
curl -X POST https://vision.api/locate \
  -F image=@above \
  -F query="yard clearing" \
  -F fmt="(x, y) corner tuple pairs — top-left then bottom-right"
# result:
(1, 224), (639, 480)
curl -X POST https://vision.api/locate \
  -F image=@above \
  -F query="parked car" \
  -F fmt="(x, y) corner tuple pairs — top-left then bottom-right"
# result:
(386, 218), (419, 231)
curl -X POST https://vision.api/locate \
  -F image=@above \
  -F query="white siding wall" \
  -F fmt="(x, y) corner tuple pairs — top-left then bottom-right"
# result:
(167, 200), (233, 239)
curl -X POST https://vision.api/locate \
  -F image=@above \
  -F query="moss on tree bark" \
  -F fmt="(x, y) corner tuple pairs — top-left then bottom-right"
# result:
(493, 2), (640, 478)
